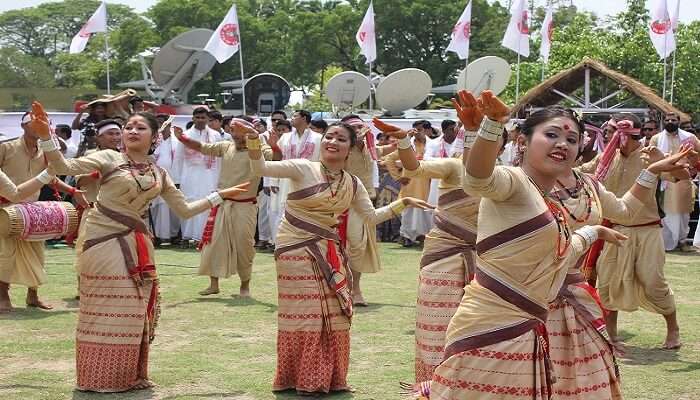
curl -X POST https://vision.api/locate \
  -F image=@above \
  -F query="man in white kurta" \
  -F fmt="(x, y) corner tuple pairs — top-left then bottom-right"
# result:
(649, 112), (700, 251)
(268, 111), (321, 244)
(172, 108), (222, 244)
(151, 121), (181, 243)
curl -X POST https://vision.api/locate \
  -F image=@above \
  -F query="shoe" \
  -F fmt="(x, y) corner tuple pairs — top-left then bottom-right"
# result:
(255, 240), (269, 249)
(679, 243), (695, 253)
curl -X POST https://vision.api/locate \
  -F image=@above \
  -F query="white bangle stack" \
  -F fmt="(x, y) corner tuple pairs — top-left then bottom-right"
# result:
(477, 117), (504, 142)
(397, 136), (412, 150)
(36, 170), (54, 184)
(636, 169), (658, 189)
(39, 138), (58, 152)
(206, 191), (224, 206)
(575, 225), (599, 248)
(463, 130), (477, 148)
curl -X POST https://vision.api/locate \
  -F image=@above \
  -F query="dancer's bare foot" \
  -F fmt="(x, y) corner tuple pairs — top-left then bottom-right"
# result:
(238, 280), (251, 298)
(131, 379), (154, 390)
(662, 329), (682, 350)
(26, 289), (52, 310)
(352, 292), (368, 306)
(198, 287), (220, 296)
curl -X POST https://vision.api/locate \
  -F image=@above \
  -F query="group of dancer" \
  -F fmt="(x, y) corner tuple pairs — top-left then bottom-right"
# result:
(0, 89), (691, 398)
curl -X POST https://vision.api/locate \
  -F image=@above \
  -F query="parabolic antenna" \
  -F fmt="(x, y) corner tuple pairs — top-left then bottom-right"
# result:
(457, 56), (511, 95)
(325, 71), (371, 107)
(244, 73), (291, 115)
(376, 68), (432, 115)
(151, 29), (217, 102)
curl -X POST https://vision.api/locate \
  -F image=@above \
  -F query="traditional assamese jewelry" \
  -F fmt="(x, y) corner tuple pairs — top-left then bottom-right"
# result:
(635, 169), (658, 189)
(477, 117), (503, 142)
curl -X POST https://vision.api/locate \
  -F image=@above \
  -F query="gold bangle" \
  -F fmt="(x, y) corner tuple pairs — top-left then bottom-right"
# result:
(246, 137), (261, 150)
(390, 200), (406, 215)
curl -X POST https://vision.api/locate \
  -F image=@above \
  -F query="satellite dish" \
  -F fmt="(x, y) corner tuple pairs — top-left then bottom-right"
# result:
(457, 56), (511, 95)
(325, 71), (370, 107)
(376, 68), (432, 115)
(244, 73), (291, 116)
(151, 29), (217, 103)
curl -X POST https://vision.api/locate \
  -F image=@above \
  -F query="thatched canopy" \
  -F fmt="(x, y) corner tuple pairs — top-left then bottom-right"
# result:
(512, 57), (690, 121)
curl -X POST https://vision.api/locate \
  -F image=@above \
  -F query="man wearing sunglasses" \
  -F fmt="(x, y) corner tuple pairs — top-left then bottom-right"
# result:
(641, 118), (659, 144)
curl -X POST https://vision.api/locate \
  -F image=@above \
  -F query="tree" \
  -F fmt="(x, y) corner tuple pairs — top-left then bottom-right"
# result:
(0, 47), (55, 88)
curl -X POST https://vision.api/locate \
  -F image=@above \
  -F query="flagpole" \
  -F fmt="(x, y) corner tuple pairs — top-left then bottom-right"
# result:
(669, 49), (677, 105)
(662, 33), (668, 100)
(541, 60), (545, 82)
(104, 33), (111, 95)
(515, 53), (521, 102)
(239, 39), (246, 115)
(368, 62), (373, 114)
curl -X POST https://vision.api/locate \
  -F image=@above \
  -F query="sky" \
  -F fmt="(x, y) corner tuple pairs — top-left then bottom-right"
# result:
(2, 0), (699, 22)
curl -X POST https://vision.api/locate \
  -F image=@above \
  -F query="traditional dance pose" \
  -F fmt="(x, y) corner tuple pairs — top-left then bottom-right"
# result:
(1, 114), (86, 311)
(174, 118), (272, 297)
(429, 92), (626, 400)
(372, 113), (479, 383)
(580, 115), (683, 351)
(548, 118), (689, 399)
(241, 121), (431, 394)
(30, 103), (249, 392)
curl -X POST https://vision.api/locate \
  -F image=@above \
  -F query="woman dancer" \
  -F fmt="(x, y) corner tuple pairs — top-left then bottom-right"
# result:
(240, 120), (432, 394)
(29, 102), (249, 392)
(429, 92), (629, 400)
(547, 118), (690, 399)
(372, 116), (479, 383)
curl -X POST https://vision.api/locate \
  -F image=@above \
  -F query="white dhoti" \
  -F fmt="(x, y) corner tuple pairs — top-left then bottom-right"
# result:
(400, 208), (433, 242)
(150, 197), (181, 240)
(257, 189), (272, 242)
(662, 212), (690, 250)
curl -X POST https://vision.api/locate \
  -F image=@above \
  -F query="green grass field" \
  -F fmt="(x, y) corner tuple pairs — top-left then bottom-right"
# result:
(1, 244), (699, 400)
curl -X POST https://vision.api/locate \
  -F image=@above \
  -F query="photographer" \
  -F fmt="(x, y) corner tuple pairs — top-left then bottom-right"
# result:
(71, 102), (107, 131)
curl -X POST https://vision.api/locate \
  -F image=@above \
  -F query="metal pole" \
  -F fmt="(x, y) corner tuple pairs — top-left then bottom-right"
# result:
(541, 60), (545, 82)
(238, 40), (246, 115)
(368, 61), (373, 113)
(515, 52), (521, 102)
(463, 57), (469, 90)
(104, 33), (111, 94)
(662, 56), (667, 101)
(670, 49), (677, 105)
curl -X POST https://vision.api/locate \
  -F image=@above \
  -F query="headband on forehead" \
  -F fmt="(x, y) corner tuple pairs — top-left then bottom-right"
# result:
(344, 117), (367, 128)
(98, 123), (121, 135)
(21, 113), (32, 125)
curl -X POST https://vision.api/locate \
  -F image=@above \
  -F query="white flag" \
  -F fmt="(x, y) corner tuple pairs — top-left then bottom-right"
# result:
(670, 0), (680, 31)
(501, 0), (530, 57)
(356, 1), (376, 64)
(204, 4), (241, 63)
(446, 1), (472, 60)
(69, 1), (108, 54)
(539, 4), (554, 63)
(648, 0), (675, 59)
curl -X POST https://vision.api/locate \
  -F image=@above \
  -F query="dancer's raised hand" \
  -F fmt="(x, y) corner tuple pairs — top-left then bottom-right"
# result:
(451, 90), (482, 131)
(28, 101), (52, 140)
(373, 118), (409, 139)
(476, 90), (510, 123)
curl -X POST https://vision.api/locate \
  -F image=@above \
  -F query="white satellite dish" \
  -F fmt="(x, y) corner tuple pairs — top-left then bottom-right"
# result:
(325, 71), (371, 107)
(457, 56), (511, 95)
(376, 68), (432, 115)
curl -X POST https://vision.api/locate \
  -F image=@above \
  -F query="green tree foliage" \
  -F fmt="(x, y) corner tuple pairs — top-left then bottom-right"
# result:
(0, 0), (697, 117)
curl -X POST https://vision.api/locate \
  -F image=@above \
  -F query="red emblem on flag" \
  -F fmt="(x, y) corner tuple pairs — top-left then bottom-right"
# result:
(518, 11), (529, 34)
(78, 25), (90, 38)
(547, 20), (554, 41)
(359, 31), (367, 42)
(463, 22), (471, 38)
(651, 19), (671, 34)
(220, 23), (239, 46)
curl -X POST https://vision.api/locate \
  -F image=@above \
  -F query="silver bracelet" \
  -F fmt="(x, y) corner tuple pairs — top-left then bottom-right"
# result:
(206, 191), (224, 206)
(39, 138), (59, 152)
(397, 136), (412, 150)
(36, 170), (54, 184)
(636, 169), (658, 189)
(463, 131), (477, 148)
(574, 225), (599, 248)
(477, 117), (504, 142)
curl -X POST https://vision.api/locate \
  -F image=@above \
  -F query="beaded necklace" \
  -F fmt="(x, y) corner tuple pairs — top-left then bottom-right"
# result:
(553, 171), (593, 223)
(321, 163), (344, 198)
(527, 175), (571, 262)
(127, 155), (158, 192)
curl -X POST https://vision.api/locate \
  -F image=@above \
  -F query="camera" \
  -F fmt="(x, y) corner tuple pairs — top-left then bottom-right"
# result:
(82, 122), (97, 137)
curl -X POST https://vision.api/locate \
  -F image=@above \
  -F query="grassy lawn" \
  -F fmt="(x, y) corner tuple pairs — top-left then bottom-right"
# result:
(1, 244), (699, 400)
